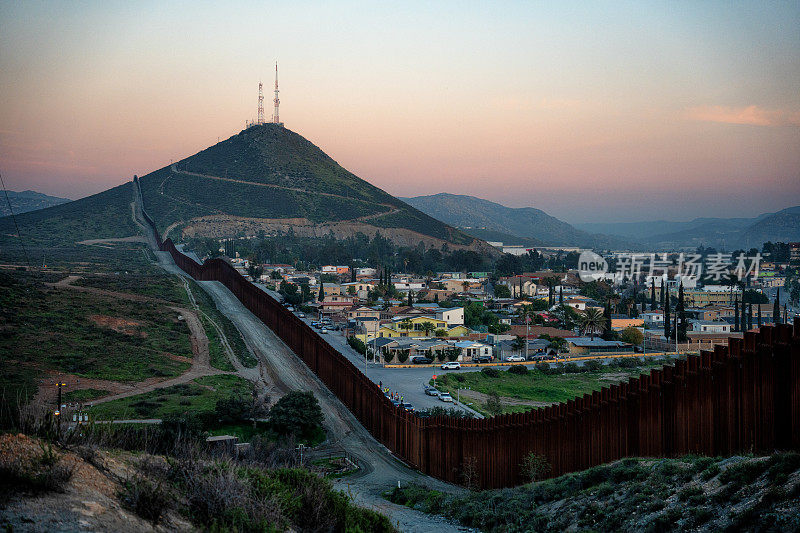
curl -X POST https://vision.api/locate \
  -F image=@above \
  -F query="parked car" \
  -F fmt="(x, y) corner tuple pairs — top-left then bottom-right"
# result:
(390, 399), (401, 407)
(425, 387), (440, 396)
(320, 328), (329, 334)
(286, 307), (294, 312)
(400, 403), (415, 412)
(441, 361), (461, 370)
(438, 392), (453, 403)
(505, 355), (525, 362)
(475, 355), (492, 364)
(297, 312), (305, 318)
(411, 356), (433, 364)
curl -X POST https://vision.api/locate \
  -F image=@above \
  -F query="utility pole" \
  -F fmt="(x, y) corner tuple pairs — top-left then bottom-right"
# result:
(55, 382), (66, 437)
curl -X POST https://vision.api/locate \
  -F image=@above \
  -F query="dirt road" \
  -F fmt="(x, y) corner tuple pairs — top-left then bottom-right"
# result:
(133, 181), (468, 532)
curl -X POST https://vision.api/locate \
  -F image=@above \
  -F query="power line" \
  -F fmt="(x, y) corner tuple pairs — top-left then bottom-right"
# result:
(0, 169), (32, 268)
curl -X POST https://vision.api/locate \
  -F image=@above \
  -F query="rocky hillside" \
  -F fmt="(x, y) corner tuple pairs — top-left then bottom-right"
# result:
(387, 452), (800, 532)
(0, 432), (394, 532)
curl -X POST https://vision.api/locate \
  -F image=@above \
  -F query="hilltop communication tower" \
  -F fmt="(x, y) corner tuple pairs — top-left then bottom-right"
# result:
(246, 66), (283, 128)
(257, 81), (265, 125)
(272, 63), (282, 125)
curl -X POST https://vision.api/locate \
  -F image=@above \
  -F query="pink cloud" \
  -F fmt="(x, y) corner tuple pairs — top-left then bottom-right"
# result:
(686, 105), (800, 127)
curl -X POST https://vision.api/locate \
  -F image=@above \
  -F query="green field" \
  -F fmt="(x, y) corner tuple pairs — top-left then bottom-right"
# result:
(433, 360), (665, 416)
(89, 375), (250, 420)
(0, 271), (192, 405)
(74, 272), (188, 303)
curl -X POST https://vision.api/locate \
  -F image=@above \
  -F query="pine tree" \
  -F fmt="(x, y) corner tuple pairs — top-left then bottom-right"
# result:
(734, 297), (740, 332)
(318, 281), (324, 302)
(602, 301), (612, 340)
(407, 291), (413, 307)
(757, 304), (762, 327)
(663, 289), (671, 338)
(747, 303), (753, 331)
(774, 288), (781, 325)
(660, 280), (665, 309)
(559, 286), (563, 305)
(650, 282), (656, 311)
(677, 283), (687, 342)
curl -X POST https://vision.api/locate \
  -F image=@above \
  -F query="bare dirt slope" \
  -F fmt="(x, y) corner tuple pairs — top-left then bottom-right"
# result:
(0, 434), (193, 532)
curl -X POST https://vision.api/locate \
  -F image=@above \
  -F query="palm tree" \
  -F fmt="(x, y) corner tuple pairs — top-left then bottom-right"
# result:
(579, 308), (606, 340)
(421, 321), (436, 337)
(398, 319), (413, 336)
(462, 280), (470, 294)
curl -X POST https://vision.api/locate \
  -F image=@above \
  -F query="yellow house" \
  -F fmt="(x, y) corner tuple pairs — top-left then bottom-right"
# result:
(358, 321), (473, 343)
(446, 325), (471, 337)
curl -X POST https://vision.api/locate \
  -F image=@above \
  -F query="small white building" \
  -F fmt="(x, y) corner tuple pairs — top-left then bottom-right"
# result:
(453, 340), (493, 361)
(435, 307), (464, 326)
(641, 311), (664, 326)
(691, 320), (731, 334)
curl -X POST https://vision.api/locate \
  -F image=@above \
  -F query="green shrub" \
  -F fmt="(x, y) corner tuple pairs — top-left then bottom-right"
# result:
(508, 365), (528, 375)
(268, 391), (324, 440)
(481, 367), (500, 378)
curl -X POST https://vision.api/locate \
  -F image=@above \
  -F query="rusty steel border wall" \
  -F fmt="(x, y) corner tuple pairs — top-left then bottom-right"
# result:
(134, 177), (800, 489)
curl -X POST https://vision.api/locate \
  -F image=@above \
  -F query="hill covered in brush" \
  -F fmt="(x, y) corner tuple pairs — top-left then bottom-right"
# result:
(137, 124), (486, 250)
(403, 193), (631, 249)
(0, 190), (70, 217)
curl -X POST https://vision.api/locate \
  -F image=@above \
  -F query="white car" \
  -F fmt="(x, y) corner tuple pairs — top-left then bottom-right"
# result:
(438, 392), (453, 403)
(297, 312), (305, 318)
(320, 328), (329, 334)
(441, 362), (461, 370)
(506, 355), (525, 362)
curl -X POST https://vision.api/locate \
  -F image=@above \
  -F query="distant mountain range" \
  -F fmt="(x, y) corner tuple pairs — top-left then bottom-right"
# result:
(401, 193), (630, 249)
(0, 190), (70, 217)
(404, 193), (800, 251)
(576, 207), (800, 249)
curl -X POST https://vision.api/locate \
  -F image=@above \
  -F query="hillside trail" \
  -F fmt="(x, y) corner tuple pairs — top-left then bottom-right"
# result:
(44, 274), (232, 407)
(167, 165), (403, 222)
(132, 181), (469, 532)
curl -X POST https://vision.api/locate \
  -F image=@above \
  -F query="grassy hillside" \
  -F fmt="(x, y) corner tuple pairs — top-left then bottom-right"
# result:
(0, 181), (147, 269)
(388, 453), (800, 532)
(138, 125), (476, 245)
(403, 193), (628, 248)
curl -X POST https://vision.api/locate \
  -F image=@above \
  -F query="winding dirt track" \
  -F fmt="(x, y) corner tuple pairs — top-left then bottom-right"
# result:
(44, 275), (230, 406)
(166, 165), (402, 222)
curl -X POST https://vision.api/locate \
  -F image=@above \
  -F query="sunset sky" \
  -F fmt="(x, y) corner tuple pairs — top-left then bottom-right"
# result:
(1, 1), (798, 223)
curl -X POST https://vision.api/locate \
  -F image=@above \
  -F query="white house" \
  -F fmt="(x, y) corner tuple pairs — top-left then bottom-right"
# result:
(436, 307), (464, 326)
(453, 340), (493, 361)
(641, 311), (664, 326)
(690, 320), (731, 334)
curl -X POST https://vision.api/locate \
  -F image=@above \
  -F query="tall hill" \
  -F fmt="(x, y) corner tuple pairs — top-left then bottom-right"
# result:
(137, 124), (486, 250)
(402, 193), (629, 249)
(0, 125), (491, 267)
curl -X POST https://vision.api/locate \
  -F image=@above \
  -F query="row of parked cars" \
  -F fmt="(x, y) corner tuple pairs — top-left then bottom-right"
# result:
(424, 385), (453, 402)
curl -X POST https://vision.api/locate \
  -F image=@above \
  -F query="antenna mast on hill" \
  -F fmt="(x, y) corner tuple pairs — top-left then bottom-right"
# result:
(272, 62), (282, 125)
(257, 81), (265, 125)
